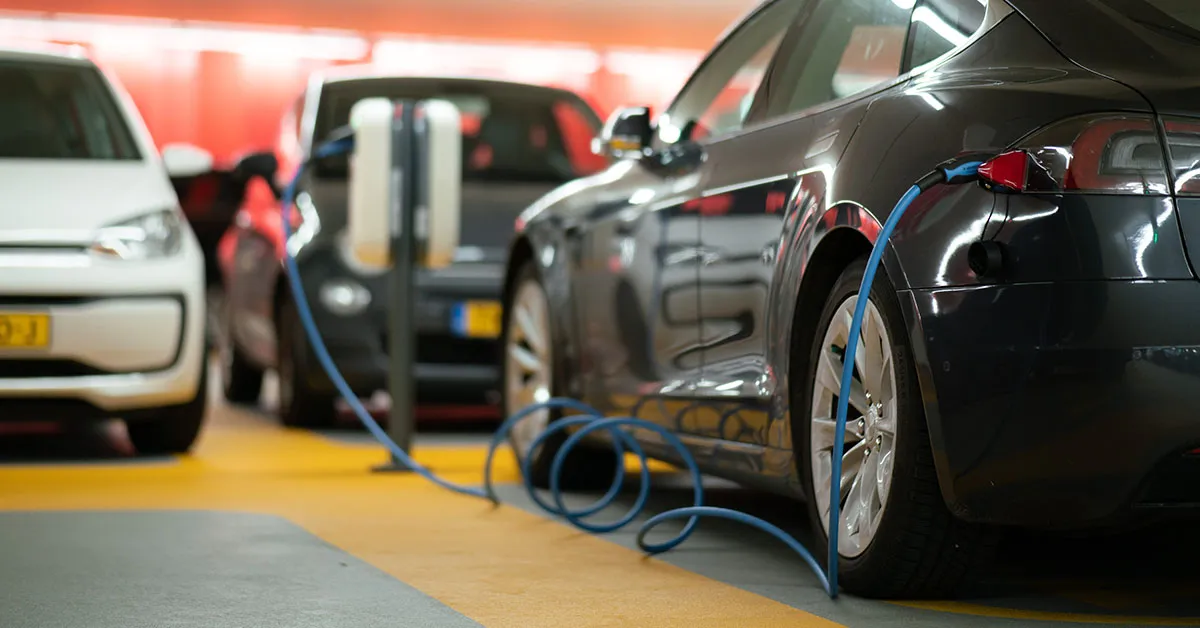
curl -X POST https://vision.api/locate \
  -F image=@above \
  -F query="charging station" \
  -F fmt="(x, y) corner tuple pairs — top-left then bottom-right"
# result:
(344, 96), (463, 470)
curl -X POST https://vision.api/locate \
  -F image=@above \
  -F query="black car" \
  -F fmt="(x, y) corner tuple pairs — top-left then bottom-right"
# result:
(168, 149), (279, 343)
(501, 0), (1200, 599)
(217, 70), (607, 427)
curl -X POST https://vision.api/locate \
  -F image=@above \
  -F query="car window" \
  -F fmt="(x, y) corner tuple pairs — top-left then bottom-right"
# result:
(771, 0), (913, 117)
(313, 83), (604, 184)
(906, 0), (988, 70)
(0, 60), (140, 160)
(656, 0), (806, 146)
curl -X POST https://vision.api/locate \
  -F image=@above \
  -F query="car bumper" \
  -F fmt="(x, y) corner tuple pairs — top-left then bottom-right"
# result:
(909, 279), (1200, 529)
(293, 247), (503, 407)
(0, 242), (206, 419)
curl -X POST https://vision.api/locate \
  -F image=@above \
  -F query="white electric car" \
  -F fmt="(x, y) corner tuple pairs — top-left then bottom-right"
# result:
(0, 45), (210, 454)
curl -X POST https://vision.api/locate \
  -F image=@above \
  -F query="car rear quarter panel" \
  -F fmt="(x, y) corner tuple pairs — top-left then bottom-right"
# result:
(833, 13), (1187, 515)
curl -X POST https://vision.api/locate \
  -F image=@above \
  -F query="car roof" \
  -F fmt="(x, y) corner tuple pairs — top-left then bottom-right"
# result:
(0, 44), (94, 67)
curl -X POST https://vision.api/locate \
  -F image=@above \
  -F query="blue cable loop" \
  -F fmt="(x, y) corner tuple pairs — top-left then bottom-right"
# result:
(278, 135), (980, 600)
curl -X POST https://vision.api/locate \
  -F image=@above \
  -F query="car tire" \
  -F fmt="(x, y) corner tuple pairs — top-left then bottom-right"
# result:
(502, 261), (618, 491)
(126, 361), (208, 455)
(277, 298), (337, 429)
(796, 256), (999, 599)
(205, 283), (223, 348)
(219, 296), (264, 404)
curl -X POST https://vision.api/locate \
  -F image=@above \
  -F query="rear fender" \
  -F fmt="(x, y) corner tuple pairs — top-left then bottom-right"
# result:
(773, 186), (962, 507)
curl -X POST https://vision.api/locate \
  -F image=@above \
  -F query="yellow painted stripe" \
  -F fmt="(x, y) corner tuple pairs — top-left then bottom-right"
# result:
(0, 409), (843, 628)
(893, 601), (1200, 626)
(11, 408), (1195, 626)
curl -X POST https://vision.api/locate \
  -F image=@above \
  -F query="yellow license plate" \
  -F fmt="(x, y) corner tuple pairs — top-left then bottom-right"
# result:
(451, 301), (502, 339)
(0, 313), (50, 348)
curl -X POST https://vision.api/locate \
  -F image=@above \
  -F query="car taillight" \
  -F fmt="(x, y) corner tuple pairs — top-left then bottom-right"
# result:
(978, 113), (1172, 196)
(1163, 116), (1200, 196)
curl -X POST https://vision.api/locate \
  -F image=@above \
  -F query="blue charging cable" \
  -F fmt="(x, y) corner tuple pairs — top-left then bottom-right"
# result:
(279, 134), (983, 599)
(826, 159), (983, 588)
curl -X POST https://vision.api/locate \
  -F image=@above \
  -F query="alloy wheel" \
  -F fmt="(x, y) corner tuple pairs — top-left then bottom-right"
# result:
(810, 294), (898, 559)
(505, 277), (553, 460)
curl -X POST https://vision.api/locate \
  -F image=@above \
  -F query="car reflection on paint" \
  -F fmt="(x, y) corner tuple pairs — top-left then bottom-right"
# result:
(499, 0), (1200, 599)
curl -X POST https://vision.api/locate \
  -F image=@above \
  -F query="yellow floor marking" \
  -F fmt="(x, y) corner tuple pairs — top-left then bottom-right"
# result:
(7, 408), (1195, 626)
(0, 408), (842, 628)
(894, 601), (1200, 626)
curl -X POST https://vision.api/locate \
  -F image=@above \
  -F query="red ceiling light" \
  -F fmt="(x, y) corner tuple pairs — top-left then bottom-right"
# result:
(978, 150), (1031, 193)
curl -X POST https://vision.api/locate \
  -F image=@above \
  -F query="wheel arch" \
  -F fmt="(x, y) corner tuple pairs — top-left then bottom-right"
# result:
(783, 211), (956, 510)
(786, 227), (874, 471)
(502, 228), (586, 401)
(502, 236), (535, 311)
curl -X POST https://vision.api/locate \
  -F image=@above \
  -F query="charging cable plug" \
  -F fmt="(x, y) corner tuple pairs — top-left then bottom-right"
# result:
(938, 152), (995, 184)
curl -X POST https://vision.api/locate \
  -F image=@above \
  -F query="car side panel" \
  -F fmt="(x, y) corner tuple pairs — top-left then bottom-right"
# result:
(690, 99), (879, 490)
(566, 160), (706, 431)
(222, 177), (287, 370)
(835, 14), (1188, 515)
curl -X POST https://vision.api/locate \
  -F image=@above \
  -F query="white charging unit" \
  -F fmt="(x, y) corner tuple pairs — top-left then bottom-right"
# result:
(346, 98), (462, 272)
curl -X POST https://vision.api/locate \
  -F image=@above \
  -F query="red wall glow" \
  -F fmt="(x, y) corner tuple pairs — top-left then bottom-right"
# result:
(1, 12), (707, 163)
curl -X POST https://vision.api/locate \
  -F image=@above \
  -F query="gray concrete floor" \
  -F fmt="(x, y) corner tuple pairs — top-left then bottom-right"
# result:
(0, 511), (480, 628)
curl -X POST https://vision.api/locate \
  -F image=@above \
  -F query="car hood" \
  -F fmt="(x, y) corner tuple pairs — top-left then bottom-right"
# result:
(0, 161), (177, 244)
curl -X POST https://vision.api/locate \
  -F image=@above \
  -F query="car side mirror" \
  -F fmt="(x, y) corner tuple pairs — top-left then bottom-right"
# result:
(161, 143), (214, 178)
(591, 106), (654, 160)
(234, 150), (279, 184)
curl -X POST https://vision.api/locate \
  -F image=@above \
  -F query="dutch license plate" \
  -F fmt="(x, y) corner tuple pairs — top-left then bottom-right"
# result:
(0, 313), (50, 348)
(451, 301), (502, 339)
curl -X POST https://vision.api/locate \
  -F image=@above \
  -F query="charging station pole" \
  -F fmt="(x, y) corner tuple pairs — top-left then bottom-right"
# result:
(349, 96), (461, 473)
(374, 100), (417, 472)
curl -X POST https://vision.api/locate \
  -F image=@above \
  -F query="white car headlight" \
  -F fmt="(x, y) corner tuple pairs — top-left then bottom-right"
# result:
(91, 209), (184, 260)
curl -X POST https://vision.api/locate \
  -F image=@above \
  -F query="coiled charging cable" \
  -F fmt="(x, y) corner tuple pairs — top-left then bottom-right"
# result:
(280, 134), (984, 598)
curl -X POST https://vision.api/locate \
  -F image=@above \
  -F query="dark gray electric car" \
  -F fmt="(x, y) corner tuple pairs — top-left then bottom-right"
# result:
(216, 68), (607, 427)
(501, 0), (1200, 599)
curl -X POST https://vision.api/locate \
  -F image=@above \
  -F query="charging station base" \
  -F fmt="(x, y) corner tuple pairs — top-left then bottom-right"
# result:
(371, 457), (420, 473)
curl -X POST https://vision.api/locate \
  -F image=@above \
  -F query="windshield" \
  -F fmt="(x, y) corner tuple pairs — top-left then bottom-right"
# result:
(313, 79), (607, 183)
(0, 59), (141, 160)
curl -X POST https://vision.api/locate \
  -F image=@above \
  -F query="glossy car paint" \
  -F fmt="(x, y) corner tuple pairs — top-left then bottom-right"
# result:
(507, 0), (1200, 528)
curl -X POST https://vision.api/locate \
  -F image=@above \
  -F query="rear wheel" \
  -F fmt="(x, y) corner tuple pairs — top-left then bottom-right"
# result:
(277, 298), (337, 428)
(797, 256), (999, 598)
(126, 362), (208, 455)
(219, 295), (264, 404)
(503, 261), (618, 490)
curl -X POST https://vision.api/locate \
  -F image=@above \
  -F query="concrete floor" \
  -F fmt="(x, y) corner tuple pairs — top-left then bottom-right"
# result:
(1, 368), (1199, 627)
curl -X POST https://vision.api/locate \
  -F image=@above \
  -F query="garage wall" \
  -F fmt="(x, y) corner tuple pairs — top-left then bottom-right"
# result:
(0, 1), (756, 161)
